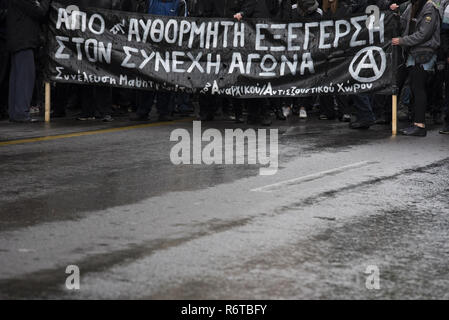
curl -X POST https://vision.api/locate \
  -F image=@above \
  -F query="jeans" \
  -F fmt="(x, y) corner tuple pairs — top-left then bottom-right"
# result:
(406, 54), (437, 71)
(80, 85), (112, 118)
(8, 49), (35, 121)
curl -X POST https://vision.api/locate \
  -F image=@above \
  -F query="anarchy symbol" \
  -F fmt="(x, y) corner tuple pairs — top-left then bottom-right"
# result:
(349, 46), (386, 83)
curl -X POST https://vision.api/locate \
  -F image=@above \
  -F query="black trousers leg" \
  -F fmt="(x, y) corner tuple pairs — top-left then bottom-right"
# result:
(199, 94), (216, 118)
(410, 65), (429, 124)
(0, 50), (9, 117)
(232, 98), (242, 118)
(95, 86), (112, 117)
(81, 85), (95, 117)
(445, 66), (449, 124)
(319, 96), (336, 119)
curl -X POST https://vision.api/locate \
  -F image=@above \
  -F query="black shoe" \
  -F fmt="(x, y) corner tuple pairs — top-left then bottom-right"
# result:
(439, 125), (449, 135)
(401, 125), (427, 137)
(158, 114), (173, 122)
(275, 109), (287, 120)
(319, 114), (335, 121)
(349, 120), (374, 129)
(130, 113), (149, 121)
(10, 118), (39, 123)
(77, 116), (96, 121)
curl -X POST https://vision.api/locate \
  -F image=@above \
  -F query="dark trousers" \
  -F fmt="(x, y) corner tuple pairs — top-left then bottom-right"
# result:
(372, 94), (392, 121)
(290, 97), (315, 110)
(428, 68), (444, 115)
(409, 65), (429, 124)
(444, 67), (449, 125)
(8, 49), (35, 121)
(199, 95), (242, 118)
(0, 49), (9, 117)
(81, 85), (112, 118)
(319, 95), (351, 119)
(53, 84), (73, 116)
(136, 90), (171, 117)
(353, 94), (375, 122)
(445, 104), (449, 125)
(199, 94), (216, 118)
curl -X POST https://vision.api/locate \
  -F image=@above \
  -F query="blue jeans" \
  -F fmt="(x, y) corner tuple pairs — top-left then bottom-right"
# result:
(8, 49), (35, 121)
(406, 54), (437, 71)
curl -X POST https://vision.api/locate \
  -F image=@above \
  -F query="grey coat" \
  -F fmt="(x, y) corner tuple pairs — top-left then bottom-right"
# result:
(400, 1), (441, 55)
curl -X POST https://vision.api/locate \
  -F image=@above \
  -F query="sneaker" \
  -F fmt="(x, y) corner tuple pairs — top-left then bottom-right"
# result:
(439, 125), (449, 135)
(349, 120), (374, 130)
(101, 115), (114, 122)
(77, 116), (96, 121)
(401, 125), (427, 137)
(299, 108), (308, 119)
(340, 114), (352, 123)
(282, 106), (292, 118)
(29, 106), (40, 115)
(319, 114), (335, 120)
(10, 118), (39, 123)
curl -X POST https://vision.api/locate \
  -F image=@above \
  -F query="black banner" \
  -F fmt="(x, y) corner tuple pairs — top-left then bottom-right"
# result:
(45, 2), (397, 97)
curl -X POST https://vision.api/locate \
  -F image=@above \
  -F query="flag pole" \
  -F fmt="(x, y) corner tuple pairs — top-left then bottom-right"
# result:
(391, 11), (400, 136)
(45, 82), (51, 123)
(392, 94), (397, 135)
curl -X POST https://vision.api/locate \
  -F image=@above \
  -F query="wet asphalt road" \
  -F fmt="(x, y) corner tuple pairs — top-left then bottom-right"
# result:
(0, 115), (448, 299)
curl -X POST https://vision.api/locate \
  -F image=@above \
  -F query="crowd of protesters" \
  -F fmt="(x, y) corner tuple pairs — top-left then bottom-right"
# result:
(0, 0), (449, 137)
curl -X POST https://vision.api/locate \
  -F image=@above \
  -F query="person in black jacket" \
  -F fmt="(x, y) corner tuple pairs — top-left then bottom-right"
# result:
(0, 0), (8, 120)
(318, 0), (353, 122)
(7, 0), (50, 122)
(72, 0), (123, 121)
(194, 0), (243, 122)
(234, 0), (283, 126)
(394, 0), (440, 137)
(286, 0), (323, 120)
(129, 0), (187, 122)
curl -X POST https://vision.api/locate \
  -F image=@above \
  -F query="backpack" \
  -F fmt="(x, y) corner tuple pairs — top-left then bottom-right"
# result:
(148, 0), (186, 17)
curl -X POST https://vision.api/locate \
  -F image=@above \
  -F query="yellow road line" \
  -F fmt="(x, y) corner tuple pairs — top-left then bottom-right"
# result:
(0, 118), (194, 147)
